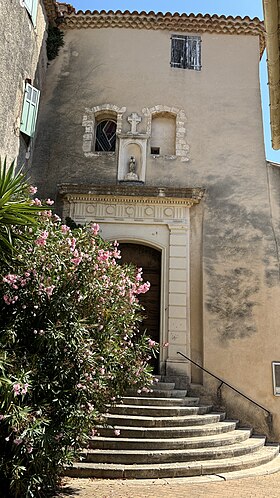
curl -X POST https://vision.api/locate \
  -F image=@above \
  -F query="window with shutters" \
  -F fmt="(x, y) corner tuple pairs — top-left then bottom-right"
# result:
(20, 83), (40, 138)
(171, 35), (201, 70)
(24, 0), (38, 26)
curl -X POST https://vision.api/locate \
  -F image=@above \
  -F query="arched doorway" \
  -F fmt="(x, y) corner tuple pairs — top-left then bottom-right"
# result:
(118, 243), (161, 373)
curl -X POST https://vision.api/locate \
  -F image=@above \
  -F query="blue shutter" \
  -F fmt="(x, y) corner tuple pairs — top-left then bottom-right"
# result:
(24, 0), (38, 26)
(20, 84), (40, 137)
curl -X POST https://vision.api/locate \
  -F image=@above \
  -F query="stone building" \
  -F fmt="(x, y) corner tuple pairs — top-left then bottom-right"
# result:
(0, 0), (60, 164)
(30, 8), (280, 439)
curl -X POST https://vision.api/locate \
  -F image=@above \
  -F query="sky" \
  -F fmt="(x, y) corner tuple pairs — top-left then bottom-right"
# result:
(71, 0), (280, 163)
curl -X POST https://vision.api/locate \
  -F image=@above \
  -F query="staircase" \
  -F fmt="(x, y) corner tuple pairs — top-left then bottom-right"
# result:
(67, 378), (280, 479)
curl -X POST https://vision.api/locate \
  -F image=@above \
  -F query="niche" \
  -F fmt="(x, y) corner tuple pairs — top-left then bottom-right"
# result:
(151, 113), (176, 156)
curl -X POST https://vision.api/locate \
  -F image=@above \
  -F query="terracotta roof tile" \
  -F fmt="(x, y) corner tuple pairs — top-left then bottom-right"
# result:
(60, 10), (264, 55)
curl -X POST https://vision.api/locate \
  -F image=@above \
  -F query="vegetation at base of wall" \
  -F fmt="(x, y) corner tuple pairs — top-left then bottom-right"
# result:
(0, 158), (45, 256)
(0, 183), (157, 496)
(46, 26), (64, 61)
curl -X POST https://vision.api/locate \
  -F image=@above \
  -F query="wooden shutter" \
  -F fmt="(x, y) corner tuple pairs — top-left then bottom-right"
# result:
(185, 36), (201, 70)
(171, 35), (201, 70)
(20, 83), (40, 137)
(171, 37), (185, 68)
(24, 0), (38, 26)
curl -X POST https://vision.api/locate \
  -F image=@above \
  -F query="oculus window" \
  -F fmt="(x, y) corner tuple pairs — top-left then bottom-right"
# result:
(95, 119), (117, 152)
(171, 35), (201, 70)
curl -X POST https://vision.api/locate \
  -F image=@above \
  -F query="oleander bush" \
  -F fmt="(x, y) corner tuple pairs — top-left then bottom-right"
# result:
(0, 172), (157, 497)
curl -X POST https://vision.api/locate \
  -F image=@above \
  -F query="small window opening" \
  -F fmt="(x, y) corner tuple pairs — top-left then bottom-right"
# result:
(151, 147), (160, 155)
(95, 119), (117, 152)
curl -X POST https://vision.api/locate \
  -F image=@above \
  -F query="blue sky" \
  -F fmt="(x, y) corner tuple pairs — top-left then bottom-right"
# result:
(72, 0), (280, 163)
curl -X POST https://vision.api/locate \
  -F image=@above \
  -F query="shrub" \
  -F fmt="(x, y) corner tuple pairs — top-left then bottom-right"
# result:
(0, 214), (158, 497)
(0, 158), (43, 256)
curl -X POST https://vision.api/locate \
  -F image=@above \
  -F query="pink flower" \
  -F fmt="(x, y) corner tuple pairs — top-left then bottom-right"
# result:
(13, 384), (21, 395)
(91, 223), (100, 235)
(29, 185), (37, 194)
(45, 286), (55, 297)
(21, 383), (30, 394)
(137, 282), (150, 294)
(35, 237), (46, 246)
(42, 210), (52, 218)
(35, 230), (49, 247)
(3, 274), (18, 285)
(114, 429), (120, 436)
(14, 438), (23, 445)
(148, 338), (156, 347)
(26, 445), (33, 453)
(46, 198), (54, 205)
(33, 198), (42, 206)
(136, 268), (143, 282)
(61, 225), (70, 234)
(3, 295), (12, 305)
(163, 342), (169, 348)
(71, 257), (82, 266)
(67, 237), (76, 252)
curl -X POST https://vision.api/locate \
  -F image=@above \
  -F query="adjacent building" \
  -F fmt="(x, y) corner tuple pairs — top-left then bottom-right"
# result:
(0, 0), (60, 165)
(263, 0), (280, 149)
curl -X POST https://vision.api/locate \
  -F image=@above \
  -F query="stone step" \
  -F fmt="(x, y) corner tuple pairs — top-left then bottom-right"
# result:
(110, 402), (204, 417)
(67, 445), (279, 479)
(104, 412), (226, 428)
(137, 389), (188, 398)
(89, 428), (252, 450)
(152, 382), (175, 390)
(121, 396), (193, 406)
(83, 436), (265, 464)
(97, 420), (238, 439)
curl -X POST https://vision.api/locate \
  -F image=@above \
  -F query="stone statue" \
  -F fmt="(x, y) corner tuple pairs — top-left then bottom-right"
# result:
(124, 156), (139, 181)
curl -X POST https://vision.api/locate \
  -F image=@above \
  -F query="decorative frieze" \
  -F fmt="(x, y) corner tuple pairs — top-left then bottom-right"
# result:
(64, 194), (197, 224)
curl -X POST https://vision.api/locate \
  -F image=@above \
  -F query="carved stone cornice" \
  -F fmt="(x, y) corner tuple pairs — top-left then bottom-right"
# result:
(59, 185), (205, 223)
(60, 10), (265, 56)
(58, 184), (205, 205)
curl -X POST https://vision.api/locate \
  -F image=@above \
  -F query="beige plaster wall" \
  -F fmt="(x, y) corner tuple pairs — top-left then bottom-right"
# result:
(0, 0), (48, 165)
(31, 27), (280, 438)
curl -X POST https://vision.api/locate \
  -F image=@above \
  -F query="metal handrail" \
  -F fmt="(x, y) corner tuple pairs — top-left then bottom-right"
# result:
(177, 351), (272, 427)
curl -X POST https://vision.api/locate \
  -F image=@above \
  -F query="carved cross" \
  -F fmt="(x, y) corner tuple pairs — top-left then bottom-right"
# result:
(128, 112), (141, 134)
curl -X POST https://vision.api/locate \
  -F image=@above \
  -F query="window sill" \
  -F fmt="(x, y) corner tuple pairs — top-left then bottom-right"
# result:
(150, 155), (177, 160)
(84, 151), (116, 158)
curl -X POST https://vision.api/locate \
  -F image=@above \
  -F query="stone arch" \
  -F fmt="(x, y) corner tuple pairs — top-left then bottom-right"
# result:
(82, 104), (126, 155)
(142, 105), (189, 161)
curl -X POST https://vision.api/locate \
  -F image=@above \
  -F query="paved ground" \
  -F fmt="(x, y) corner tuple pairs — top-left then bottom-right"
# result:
(57, 471), (280, 497)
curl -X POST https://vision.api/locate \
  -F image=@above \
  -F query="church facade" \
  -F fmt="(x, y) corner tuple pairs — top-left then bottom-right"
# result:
(31, 9), (280, 438)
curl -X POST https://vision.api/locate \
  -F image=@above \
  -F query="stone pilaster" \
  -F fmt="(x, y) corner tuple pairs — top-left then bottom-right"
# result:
(166, 224), (191, 380)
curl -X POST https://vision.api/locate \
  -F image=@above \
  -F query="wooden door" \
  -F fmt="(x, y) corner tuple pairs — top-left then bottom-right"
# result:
(118, 243), (161, 373)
